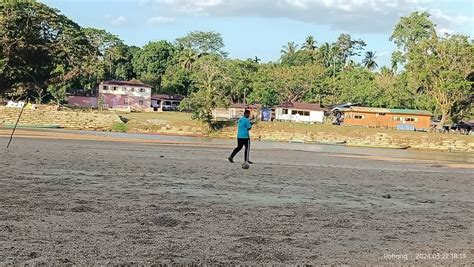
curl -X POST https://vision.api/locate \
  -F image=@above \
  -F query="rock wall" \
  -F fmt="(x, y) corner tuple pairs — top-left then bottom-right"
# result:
(0, 107), (122, 130)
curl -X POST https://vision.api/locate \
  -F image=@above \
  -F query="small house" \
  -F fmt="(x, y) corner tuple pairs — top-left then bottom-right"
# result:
(339, 106), (432, 130)
(151, 94), (184, 111)
(275, 102), (325, 123)
(212, 104), (262, 121)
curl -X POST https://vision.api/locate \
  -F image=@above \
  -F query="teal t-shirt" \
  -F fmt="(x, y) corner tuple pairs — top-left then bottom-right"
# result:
(237, 116), (252, 138)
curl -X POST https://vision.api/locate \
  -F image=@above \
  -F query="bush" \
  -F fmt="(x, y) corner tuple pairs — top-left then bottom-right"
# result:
(112, 122), (128, 132)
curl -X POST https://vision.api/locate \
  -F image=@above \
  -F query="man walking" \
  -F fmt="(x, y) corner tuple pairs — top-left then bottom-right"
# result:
(228, 110), (253, 164)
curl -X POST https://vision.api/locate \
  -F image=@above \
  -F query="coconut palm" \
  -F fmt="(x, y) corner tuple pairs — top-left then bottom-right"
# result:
(178, 49), (197, 70)
(253, 56), (261, 64)
(281, 42), (299, 57)
(319, 42), (334, 68)
(362, 51), (378, 71)
(302, 36), (317, 51)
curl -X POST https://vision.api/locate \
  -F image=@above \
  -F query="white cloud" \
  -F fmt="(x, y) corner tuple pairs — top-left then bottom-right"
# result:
(429, 9), (474, 35)
(148, 16), (176, 25)
(105, 15), (128, 26)
(154, 0), (472, 34)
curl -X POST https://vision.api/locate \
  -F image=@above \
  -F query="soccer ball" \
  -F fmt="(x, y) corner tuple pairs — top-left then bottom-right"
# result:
(241, 162), (250, 169)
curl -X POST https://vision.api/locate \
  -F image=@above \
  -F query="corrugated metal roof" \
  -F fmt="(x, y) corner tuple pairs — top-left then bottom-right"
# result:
(277, 102), (323, 111)
(387, 108), (432, 115)
(151, 94), (184, 101)
(341, 106), (432, 116)
(102, 80), (152, 88)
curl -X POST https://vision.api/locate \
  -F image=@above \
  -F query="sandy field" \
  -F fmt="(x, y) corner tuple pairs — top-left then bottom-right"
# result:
(0, 133), (472, 265)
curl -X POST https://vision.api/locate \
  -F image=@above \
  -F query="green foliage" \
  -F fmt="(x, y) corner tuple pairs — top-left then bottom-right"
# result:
(162, 66), (195, 96)
(132, 41), (175, 90)
(176, 31), (226, 56)
(281, 50), (319, 66)
(406, 34), (473, 126)
(112, 122), (128, 132)
(390, 11), (436, 52)
(180, 55), (231, 128)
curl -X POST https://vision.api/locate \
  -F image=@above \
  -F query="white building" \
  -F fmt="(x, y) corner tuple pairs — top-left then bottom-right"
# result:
(98, 80), (152, 111)
(275, 102), (325, 123)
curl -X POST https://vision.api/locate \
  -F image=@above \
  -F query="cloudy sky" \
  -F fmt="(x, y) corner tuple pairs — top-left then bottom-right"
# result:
(41, 0), (473, 67)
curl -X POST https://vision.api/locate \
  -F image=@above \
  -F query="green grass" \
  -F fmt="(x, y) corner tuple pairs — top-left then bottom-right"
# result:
(112, 122), (128, 133)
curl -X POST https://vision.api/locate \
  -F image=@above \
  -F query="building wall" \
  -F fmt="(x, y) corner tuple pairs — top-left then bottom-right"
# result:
(99, 83), (152, 99)
(275, 108), (324, 123)
(343, 111), (431, 129)
(102, 94), (151, 111)
(67, 96), (98, 108)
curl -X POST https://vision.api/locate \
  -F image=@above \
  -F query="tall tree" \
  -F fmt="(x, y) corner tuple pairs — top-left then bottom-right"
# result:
(407, 34), (473, 127)
(177, 49), (197, 71)
(302, 36), (317, 51)
(280, 42), (299, 57)
(180, 55), (231, 128)
(132, 40), (175, 90)
(0, 0), (93, 102)
(390, 11), (437, 65)
(176, 31), (226, 56)
(334, 33), (366, 66)
(362, 51), (378, 71)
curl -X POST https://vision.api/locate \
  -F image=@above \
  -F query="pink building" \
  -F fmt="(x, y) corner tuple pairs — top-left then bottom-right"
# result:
(99, 80), (152, 111)
(68, 80), (153, 111)
(67, 89), (99, 108)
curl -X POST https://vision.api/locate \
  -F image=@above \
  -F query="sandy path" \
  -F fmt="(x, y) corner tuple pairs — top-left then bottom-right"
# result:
(0, 137), (472, 265)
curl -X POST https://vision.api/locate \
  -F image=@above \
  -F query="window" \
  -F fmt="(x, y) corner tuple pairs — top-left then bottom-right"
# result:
(123, 99), (127, 105)
(139, 100), (144, 106)
(393, 116), (403, 121)
(282, 109), (288, 115)
(291, 110), (310, 116)
(103, 86), (109, 90)
(406, 117), (417, 122)
(113, 86), (118, 91)
(140, 88), (145, 92)
(378, 113), (386, 116)
(131, 88), (135, 92)
(354, 115), (364, 119)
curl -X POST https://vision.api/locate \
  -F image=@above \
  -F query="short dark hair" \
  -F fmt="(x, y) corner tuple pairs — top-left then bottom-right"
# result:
(244, 109), (251, 115)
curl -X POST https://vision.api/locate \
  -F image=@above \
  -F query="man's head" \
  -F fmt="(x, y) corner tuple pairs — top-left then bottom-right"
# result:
(244, 109), (251, 118)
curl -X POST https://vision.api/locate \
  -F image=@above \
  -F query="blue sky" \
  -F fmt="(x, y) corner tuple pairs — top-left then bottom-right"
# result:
(41, 0), (473, 67)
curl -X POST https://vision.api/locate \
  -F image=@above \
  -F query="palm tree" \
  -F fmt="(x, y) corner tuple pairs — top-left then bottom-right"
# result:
(281, 42), (298, 57)
(178, 49), (197, 70)
(319, 42), (334, 68)
(302, 36), (317, 51)
(253, 56), (261, 64)
(362, 51), (378, 71)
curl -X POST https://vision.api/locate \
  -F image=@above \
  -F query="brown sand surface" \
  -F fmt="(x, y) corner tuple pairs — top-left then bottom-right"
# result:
(0, 134), (472, 265)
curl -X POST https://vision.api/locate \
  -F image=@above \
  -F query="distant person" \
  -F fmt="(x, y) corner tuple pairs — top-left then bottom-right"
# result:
(228, 110), (254, 164)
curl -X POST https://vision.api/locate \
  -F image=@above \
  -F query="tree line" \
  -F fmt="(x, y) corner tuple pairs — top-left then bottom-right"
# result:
(1, 0), (472, 127)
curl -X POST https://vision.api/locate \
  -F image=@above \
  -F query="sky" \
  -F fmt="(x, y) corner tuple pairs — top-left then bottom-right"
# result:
(41, 0), (474, 67)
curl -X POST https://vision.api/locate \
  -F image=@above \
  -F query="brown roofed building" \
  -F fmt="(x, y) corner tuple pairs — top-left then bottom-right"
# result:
(339, 106), (432, 130)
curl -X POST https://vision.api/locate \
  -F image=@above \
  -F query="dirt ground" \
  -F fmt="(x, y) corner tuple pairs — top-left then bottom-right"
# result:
(0, 135), (472, 265)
